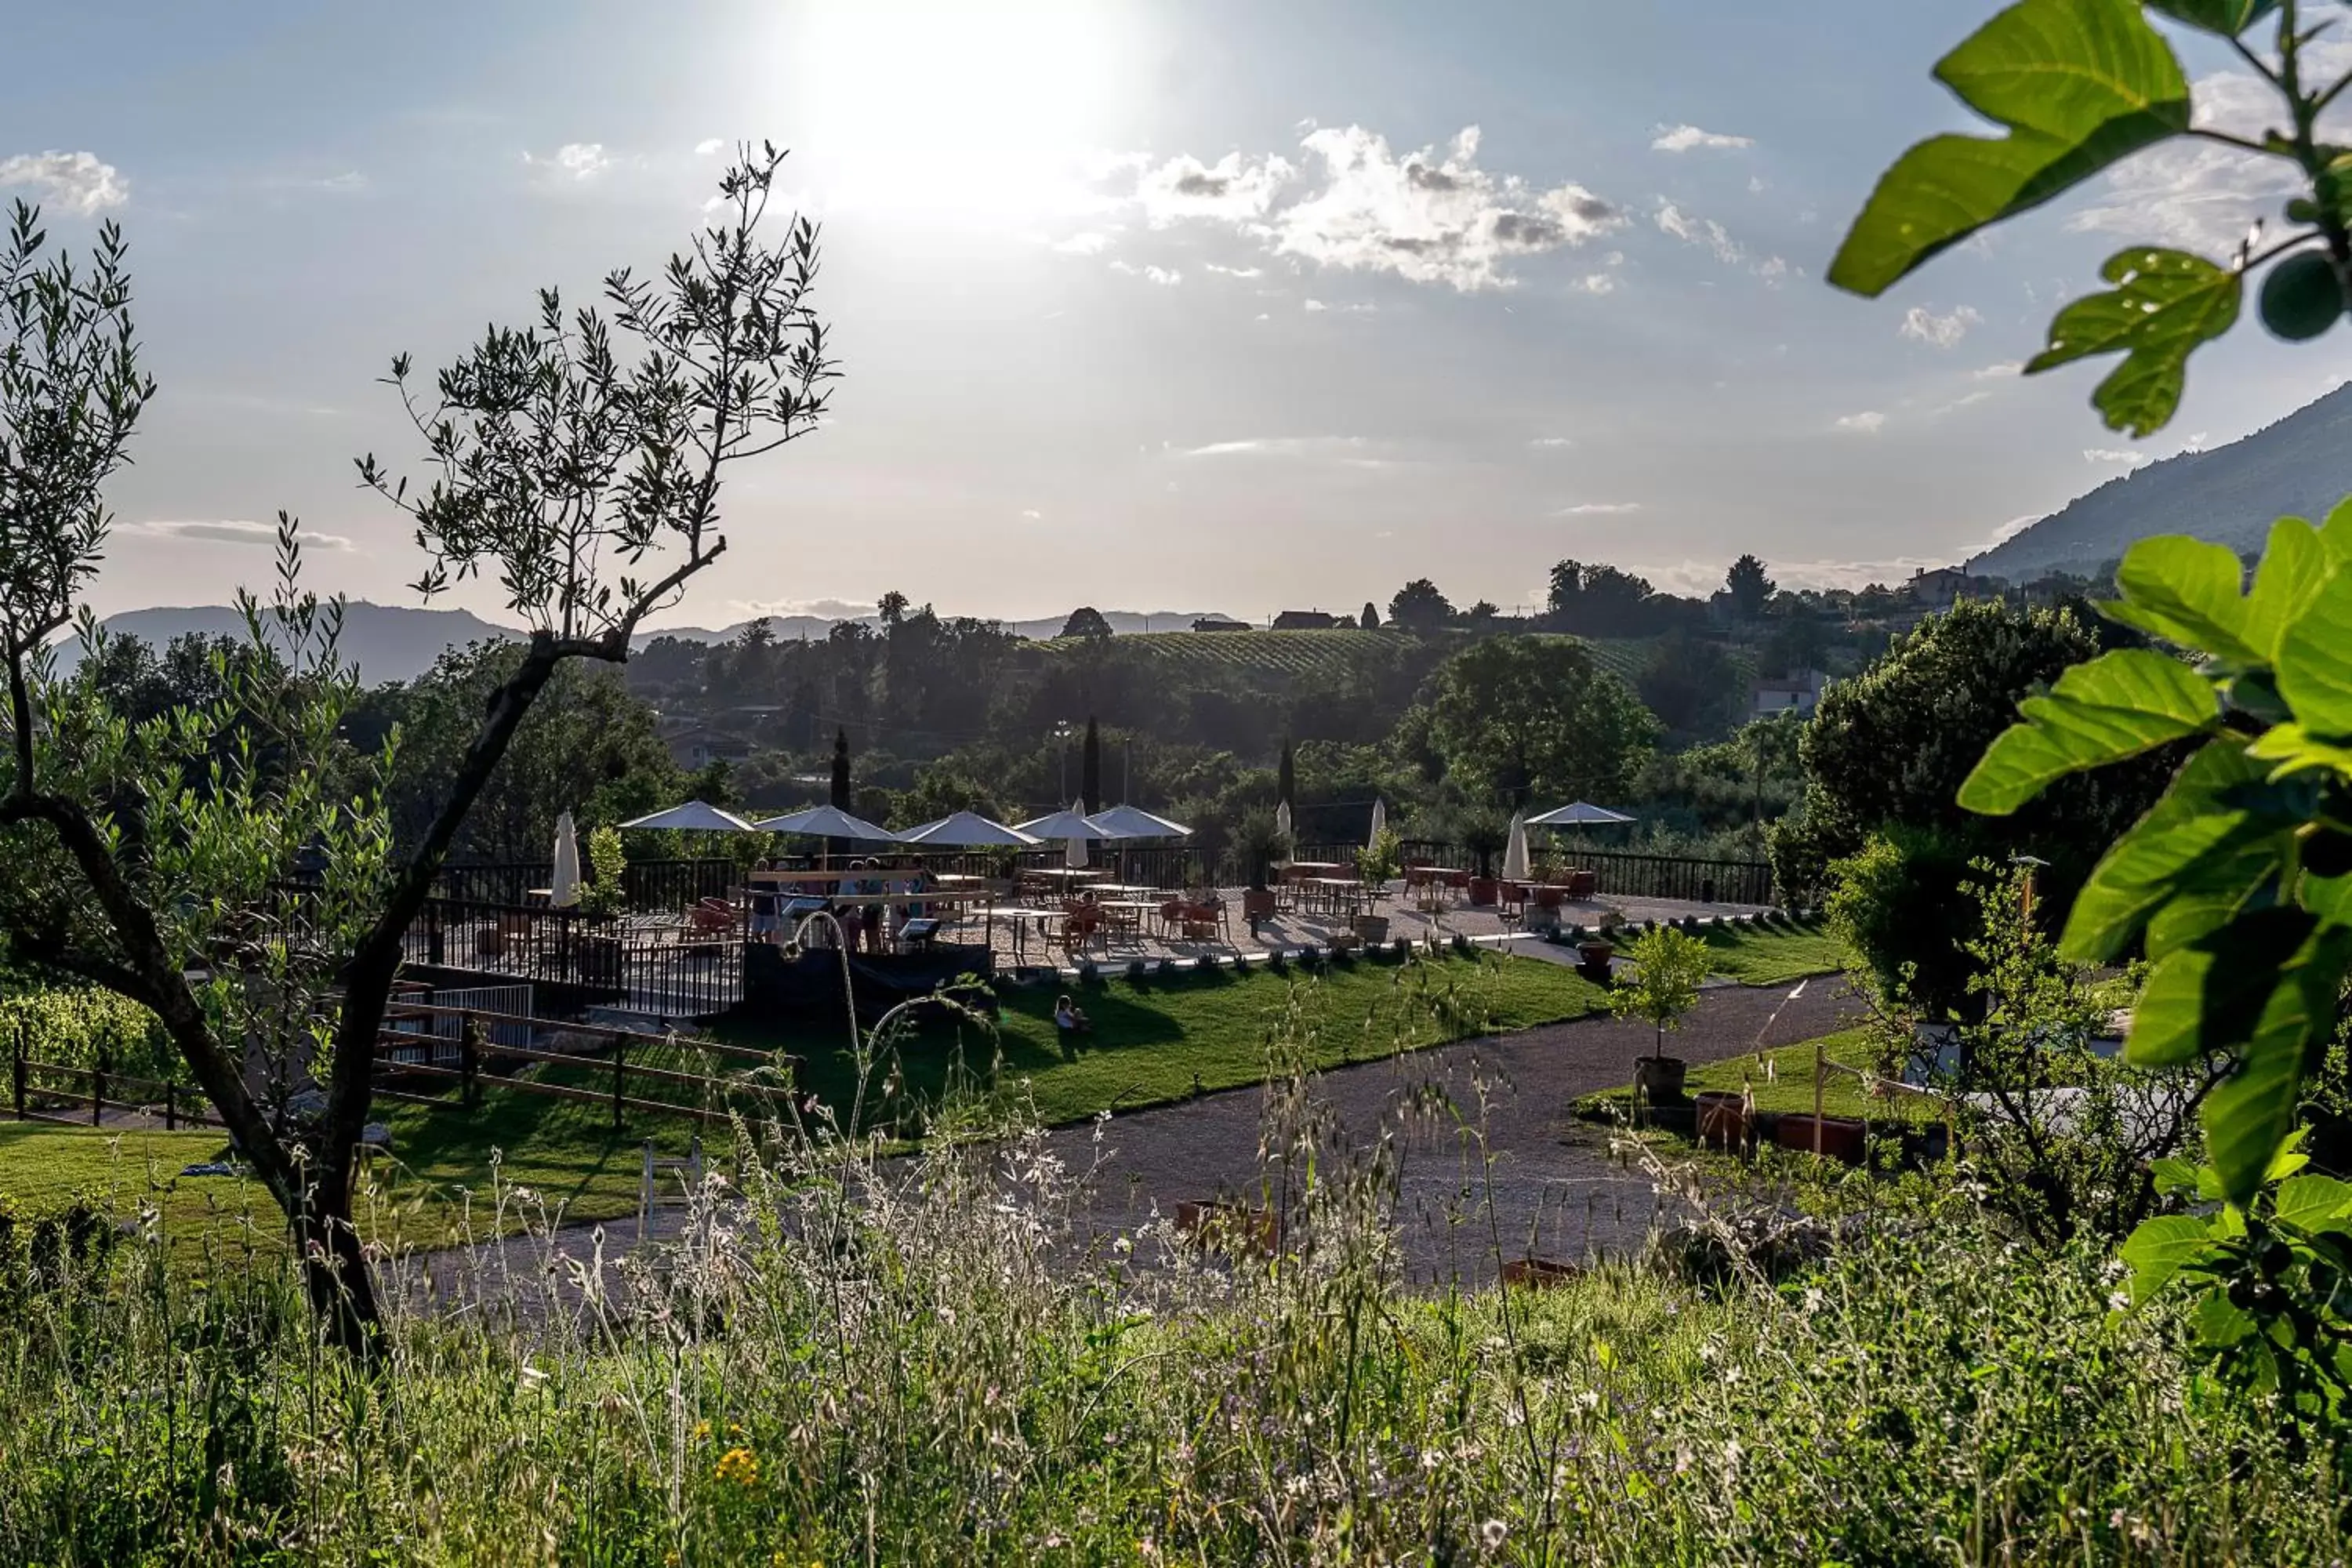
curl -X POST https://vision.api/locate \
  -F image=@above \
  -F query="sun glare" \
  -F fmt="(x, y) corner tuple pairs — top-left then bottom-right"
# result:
(778, 1), (1131, 213)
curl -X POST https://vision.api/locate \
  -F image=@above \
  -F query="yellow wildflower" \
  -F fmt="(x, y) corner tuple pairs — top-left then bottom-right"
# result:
(691, 1419), (711, 1443)
(715, 1446), (761, 1488)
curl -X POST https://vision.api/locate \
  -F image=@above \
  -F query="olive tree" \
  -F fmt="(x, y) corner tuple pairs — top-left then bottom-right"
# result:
(0, 146), (835, 1352)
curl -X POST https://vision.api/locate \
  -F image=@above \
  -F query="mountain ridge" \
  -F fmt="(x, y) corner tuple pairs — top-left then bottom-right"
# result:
(1969, 382), (2352, 581)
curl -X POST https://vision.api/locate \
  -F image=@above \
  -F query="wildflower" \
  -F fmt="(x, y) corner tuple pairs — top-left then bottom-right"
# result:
(1802, 1287), (1824, 1314)
(2107, 1288), (2132, 1312)
(1480, 1519), (1509, 1552)
(692, 1419), (712, 1442)
(716, 1446), (761, 1488)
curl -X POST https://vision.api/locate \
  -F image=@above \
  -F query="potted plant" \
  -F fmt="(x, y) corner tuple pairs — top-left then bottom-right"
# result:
(1608, 924), (1711, 1107)
(1461, 811), (1508, 906)
(575, 825), (629, 985)
(1233, 808), (1289, 922)
(1352, 826), (1403, 945)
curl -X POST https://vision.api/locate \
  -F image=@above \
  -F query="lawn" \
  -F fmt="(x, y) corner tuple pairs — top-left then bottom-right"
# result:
(718, 949), (1611, 1131)
(0, 1122), (282, 1270)
(1578, 1026), (1944, 1126)
(1697, 915), (1852, 986)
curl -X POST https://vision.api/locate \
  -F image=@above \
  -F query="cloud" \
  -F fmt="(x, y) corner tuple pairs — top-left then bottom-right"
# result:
(1555, 501), (1642, 515)
(1203, 262), (1262, 278)
(0, 150), (127, 213)
(1933, 390), (1994, 416)
(1109, 260), (1181, 285)
(1834, 411), (1886, 434)
(1134, 151), (1295, 227)
(1573, 272), (1617, 294)
(1181, 436), (1375, 459)
(1652, 124), (1753, 153)
(1973, 360), (2024, 379)
(729, 597), (873, 621)
(1984, 514), (2041, 549)
(1019, 508), (1043, 521)
(2084, 447), (2153, 468)
(694, 138), (726, 156)
(1051, 230), (1112, 255)
(1900, 304), (1982, 349)
(129, 519), (353, 552)
(1303, 298), (1327, 312)
(1654, 201), (1743, 265)
(522, 143), (610, 181)
(1528, 436), (1575, 448)
(1269, 125), (1622, 291)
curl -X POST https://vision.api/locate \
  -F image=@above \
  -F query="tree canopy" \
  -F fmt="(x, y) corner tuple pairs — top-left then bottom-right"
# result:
(1415, 637), (1655, 808)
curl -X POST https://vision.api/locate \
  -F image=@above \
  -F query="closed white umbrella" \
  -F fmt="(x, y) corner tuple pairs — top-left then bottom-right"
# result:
(1066, 829), (1091, 869)
(1367, 797), (1387, 849)
(752, 804), (898, 841)
(1273, 800), (1293, 867)
(621, 800), (757, 833)
(896, 811), (1039, 848)
(1502, 810), (1530, 882)
(550, 811), (582, 908)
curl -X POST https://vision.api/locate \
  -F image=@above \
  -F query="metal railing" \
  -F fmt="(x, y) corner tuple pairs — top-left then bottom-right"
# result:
(1294, 839), (1774, 906)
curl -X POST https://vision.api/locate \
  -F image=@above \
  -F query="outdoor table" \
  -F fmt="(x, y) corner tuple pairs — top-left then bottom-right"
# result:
(1023, 867), (1107, 885)
(1305, 877), (1364, 917)
(1098, 898), (1163, 938)
(969, 903), (1064, 960)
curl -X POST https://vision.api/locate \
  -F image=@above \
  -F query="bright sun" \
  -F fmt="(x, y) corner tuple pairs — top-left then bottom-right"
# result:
(777, 1), (1132, 212)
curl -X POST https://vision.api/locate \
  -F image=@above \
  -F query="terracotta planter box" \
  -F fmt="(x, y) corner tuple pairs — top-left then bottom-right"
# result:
(1633, 1054), (1688, 1104)
(1501, 1256), (1581, 1290)
(1774, 1113), (1867, 1165)
(1176, 1200), (1279, 1256)
(1468, 877), (1500, 906)
(1575, 940), (1615, 984)
(1567, 870), (1598, 900)
(1694, 1090), (1750, 1151)
(1242, 887), (1278, 920)
(1352, 914), (1391, 945)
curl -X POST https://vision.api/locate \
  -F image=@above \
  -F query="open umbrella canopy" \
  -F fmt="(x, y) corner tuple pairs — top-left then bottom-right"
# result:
(1013, 803), (1116, 840)
(550, 811), (582, 908)
(1526, 801), (1636, 827)
(753, 804), (900, 841)
(1501, 811), (1530, 882)
(896, 811), (1039, 848)
(1085, 804), (1192, 840)
(620, 800), (757, 833)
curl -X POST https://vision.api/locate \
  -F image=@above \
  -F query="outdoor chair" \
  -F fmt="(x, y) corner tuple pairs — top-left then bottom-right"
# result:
(1499, 881), (1529, 924)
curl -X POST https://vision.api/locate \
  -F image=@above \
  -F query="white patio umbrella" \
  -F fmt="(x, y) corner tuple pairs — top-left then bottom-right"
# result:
(550, 811), (582, 908)
(1015, 801), (1112, 875)
(895, 811), (1039, 848)
(1525, 801), (1635, 828)
(1274, 800), (1293, 869)
(619, 800), (757, 833)
(1086, 804), (1193, 839)
(752, 804), (899, 841)
(1367, 797), (1388, 848)
(1501, 810), (1530, 882)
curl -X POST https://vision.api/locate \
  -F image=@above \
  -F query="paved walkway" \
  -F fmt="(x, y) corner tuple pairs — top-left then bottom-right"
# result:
(394, 978), (1860, 1311)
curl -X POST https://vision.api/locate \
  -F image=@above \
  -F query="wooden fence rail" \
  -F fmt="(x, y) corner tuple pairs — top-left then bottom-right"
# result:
(9, 1047), (224, 1131)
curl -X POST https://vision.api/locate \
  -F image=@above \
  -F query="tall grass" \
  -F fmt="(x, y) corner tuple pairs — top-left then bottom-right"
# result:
(0, 965), (2342, 1565)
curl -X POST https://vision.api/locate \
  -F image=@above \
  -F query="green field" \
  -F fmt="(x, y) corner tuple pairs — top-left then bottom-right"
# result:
(0, 1122), (280, 1269)
(1698, 916), (1852, 986)
(1028, 627), (1657, 688)
(1580, 1026), (1942, 1126)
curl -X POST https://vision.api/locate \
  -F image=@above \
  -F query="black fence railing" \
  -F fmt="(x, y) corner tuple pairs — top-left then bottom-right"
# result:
(405, 898), (746, 1018)
(1293, 839), (1774, 907)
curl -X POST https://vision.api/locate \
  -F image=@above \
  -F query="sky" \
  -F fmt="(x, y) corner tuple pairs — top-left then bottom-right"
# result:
(5, 1), (2347, 630)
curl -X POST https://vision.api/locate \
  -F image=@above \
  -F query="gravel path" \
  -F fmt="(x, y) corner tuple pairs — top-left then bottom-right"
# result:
(1046, 978), (1863, 1285)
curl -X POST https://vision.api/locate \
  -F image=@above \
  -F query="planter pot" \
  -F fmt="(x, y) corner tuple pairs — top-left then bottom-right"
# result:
(1774, 1113), (1867, 1165)
(1242, 887), (1278, 920)
(1352, 914), (1391, 946)
(1575, 940), (1615, 984)
(1694, 1090), (1750, 1152)
(1633, 1054), (1688, 1105)
(1468, 877), (1501, 907)
(1501, 1256), (1581, 1290)
(1567, 869), (1599, 901)
(1175, 1200), (1279, 1256)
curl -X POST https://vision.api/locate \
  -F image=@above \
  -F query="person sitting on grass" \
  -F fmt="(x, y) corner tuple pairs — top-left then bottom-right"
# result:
(1054, 994), (1091, 1035)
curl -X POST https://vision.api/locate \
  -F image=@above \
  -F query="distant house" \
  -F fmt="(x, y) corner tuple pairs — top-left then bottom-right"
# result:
(1751, 670), (1828, 720)
(1907, 566), (1988, 607)
(1192, 617), (1252, 633)
(666, 728), (753, 770)
(1270, 610), (1338, 631)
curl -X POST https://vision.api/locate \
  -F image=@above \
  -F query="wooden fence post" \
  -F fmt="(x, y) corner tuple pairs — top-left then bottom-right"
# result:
(462, 1014), (485, 1109)
(164, 1081), (176, 1131)
(1812, 1038), (1826, 1158)
(612, 1036), (627, 1134)
(91, 1058), (105, 1127)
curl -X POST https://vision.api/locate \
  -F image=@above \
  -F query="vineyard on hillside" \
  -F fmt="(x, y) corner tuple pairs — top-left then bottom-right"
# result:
(1030, 629), (1656, 688)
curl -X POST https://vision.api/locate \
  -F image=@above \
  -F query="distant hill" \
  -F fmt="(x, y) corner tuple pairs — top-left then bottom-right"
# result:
(1970, 383), (2352, 581)
(67, 602), (1237, 684)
